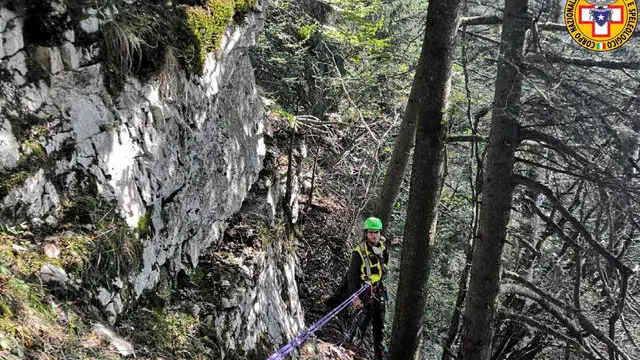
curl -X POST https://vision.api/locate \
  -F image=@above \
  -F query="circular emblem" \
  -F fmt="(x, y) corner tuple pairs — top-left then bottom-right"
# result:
(564, 0), (638, 51)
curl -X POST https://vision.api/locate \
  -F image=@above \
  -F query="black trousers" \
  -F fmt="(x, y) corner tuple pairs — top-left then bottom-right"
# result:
(356, 288), (386, 353)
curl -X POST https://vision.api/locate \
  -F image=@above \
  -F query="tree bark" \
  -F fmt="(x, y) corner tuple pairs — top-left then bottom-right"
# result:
(373, 105), (416, 230)
(458, 1), (530, 359)
(387, 0), (463, 358)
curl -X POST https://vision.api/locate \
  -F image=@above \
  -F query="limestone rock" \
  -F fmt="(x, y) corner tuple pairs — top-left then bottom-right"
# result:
(39, 264), (69, 285)
(0, 0), (305, 356)
(79, 16), (99, 34)
(4, 170), (60, 221)
(59, 42), (80, 70)
(1, 51), (28, 85)
(0, 9), (24, 58)
(33, 46), (64, 75)
(0, 116), (20, 170)
(92, 323), (135, 356)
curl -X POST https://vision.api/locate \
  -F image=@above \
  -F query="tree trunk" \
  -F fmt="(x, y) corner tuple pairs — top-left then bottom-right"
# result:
(388, 0), (463, 358)
(373, 112), (416, 230)
(458, 1), (530, 359)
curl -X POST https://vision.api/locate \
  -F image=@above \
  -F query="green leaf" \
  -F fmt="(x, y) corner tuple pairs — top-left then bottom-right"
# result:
(0, 265), (10, 275)
(0, 339), (11, 350)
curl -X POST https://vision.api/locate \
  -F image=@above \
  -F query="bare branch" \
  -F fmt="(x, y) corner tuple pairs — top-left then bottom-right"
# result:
(575, 311), (631, 360)
(460, 15), (502, 26)
(502, 271), (576, 312)
(500, 312), (599, 360)
(514, 176), (635, 276)
(505, 271), (633, 360)
(500, 283), (581, 336)
(515, 156), (594, 182)
(529, 53), (640, 70)
(522, 197), (582, 250)
(621, 314), (640, 349)
(447, 134), (488, 143)
(459, 16), (639, 38)
(519, 129), (590, 165)
(538, 23), (566, 31)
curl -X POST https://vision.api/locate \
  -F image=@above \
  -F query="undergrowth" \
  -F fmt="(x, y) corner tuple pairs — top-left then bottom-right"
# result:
(0, 228), (99, 358)
(0, 192), (143, 358)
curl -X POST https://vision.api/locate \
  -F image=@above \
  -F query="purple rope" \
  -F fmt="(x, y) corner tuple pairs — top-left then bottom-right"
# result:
(266, 284), (370, 360)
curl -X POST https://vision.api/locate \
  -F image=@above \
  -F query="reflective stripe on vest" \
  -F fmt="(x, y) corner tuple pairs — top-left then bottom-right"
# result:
(354, 241), (386, 284)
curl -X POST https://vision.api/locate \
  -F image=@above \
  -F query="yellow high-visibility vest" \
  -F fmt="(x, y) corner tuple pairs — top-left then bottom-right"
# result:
(354, 241), (386, 284)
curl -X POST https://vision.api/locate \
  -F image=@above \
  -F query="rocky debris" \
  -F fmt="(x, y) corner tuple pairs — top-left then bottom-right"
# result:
(96, 287), (123, 326)
(43, 242), (60, 258)
(299, 339), (358, 359)
(38, 264), (69, 285)
(202, 235), (304, 357)
(92, 323), (135, 357)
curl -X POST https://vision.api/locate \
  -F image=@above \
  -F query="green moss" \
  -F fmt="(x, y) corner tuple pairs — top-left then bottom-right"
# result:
(179, 0), (257, 74)
(0, 225), (136, 358)
(0, 129), (52, 199)
(0, 275), (57, 357)
(234, 0), (255, 17)
(158, 311), (199, 346)
(0, 171), (29, 196)
(0, 233), (62, 276)
(7, 278), (52, 319)
(0, 299), (12, 318)
(183, 0), (234, 75)
(137, 209), (152, 238)
(23, 140), (46, 159)
(191, 266), (205, 285)
(84, 0), (256, 87)
(59, 233), (94, 273)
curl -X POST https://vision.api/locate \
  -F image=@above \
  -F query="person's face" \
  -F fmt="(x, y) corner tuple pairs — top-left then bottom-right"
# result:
(366, 230), (380, 245)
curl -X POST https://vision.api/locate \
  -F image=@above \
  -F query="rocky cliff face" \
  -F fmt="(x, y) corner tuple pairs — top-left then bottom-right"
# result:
(0, 0), (303, 356)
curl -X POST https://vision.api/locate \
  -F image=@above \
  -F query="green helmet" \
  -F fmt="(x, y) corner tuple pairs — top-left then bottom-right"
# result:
(363, 217), (383, 230)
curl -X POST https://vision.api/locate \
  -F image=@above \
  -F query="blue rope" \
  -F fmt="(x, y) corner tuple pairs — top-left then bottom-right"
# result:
(266, 284), (370, 360)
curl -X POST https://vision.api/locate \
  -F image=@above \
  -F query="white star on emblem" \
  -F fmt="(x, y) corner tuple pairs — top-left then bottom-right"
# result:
(598, 14), (605, 20)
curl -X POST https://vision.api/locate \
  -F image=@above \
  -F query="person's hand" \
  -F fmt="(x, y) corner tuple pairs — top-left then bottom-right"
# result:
(353, 296), (364, 309)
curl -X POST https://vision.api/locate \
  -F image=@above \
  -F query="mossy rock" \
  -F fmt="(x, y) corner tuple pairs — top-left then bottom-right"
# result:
(136, 208), (152, 238)
(0, 171), (30, 198)
(181, 0), (234, 75)
(93, 0), (256, 87)
(177, 0), (257, 74)
(234, 0), (255, 17)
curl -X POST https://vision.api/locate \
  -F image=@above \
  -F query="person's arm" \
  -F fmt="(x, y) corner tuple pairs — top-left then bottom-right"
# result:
(382, 246), (389, 266)
(347, 250), (363, 294)
(348, 250), (365, 309)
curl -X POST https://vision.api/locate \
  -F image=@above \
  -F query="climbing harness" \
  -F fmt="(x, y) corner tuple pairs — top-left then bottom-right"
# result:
(266, 284), (371, 360)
